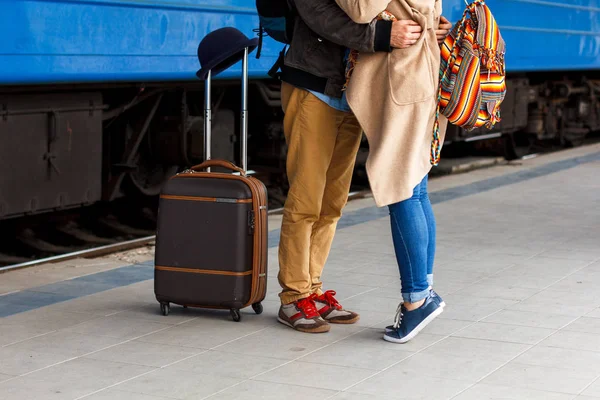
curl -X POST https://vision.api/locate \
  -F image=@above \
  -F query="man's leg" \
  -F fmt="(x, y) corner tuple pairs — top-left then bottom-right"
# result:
(277, 83), (342, 332)
(308, 113), (362, 290)
(309, 113), (363, 324)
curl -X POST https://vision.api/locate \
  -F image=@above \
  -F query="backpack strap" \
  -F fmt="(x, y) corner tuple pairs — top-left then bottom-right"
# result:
(431, 0), (482, 166)
(474, 4), (505, 75)
(267, 46), (287, 79)
(255, 23), (264, 59)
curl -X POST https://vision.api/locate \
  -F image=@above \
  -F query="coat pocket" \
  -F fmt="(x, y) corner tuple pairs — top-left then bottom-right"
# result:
(387, 40), (436, 106)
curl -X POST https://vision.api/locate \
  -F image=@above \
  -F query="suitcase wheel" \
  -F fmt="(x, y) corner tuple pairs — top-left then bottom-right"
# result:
(252, 302), (263, 315)
(160, 302), (170, 316)
(230, 308), (241, 322)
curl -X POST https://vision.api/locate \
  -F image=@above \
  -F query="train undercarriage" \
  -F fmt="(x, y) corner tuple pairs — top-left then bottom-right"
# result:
(1, 72), (599, 222)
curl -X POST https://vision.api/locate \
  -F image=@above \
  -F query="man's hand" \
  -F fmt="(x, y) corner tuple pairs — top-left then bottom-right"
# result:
(390, 20), (423, 49)
(436, 16), (452, 45)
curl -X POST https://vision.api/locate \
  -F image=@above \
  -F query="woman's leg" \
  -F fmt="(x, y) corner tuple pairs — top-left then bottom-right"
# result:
(385, 176), (443, 343)
(418, 176), (445, 308)
(418, 176), (436, 288)
(388, 178), (430, 305)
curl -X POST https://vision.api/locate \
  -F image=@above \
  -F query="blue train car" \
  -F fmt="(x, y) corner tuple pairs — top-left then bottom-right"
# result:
(443, 0), (600, 155)
(1, 0), (279, 84)
(1, 0), (599, 221)
(3, 0), (600, 85)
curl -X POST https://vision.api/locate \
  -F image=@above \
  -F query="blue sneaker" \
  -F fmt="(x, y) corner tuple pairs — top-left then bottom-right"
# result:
(431, 289), (446, 308)
(383, 294), (443, 344)
(385, 289), (445, 333)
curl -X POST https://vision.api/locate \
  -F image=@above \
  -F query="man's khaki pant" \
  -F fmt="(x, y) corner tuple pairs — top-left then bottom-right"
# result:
(278, 82), (363, 305)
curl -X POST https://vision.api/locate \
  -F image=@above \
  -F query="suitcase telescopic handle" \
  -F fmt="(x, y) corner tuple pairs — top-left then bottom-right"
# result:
(203, 47), (250, 173)
(190, 160), (246, 175)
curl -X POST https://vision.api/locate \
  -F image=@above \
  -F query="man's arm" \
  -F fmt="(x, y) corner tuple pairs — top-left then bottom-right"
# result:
(292, 0), (392, 53)
(334, 0), (392, 24)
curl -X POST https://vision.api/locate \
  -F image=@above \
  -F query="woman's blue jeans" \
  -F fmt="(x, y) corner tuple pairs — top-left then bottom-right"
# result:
(388, 175), (436, 303)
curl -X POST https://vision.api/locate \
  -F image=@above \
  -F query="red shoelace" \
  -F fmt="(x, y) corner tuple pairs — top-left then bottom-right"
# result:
(312, 290), (343, 310)
(296, 297), (320, 319)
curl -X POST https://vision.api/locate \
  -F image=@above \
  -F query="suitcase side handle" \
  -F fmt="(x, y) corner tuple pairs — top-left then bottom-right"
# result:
(190, 160), (246, 175)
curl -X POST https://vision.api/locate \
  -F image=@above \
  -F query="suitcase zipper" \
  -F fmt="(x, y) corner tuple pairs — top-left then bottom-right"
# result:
(249, 177), (268, 303)
(244, 176), (267, 305)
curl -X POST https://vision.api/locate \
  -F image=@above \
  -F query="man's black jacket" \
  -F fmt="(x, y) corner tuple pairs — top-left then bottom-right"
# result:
(280, 0), (393, 98)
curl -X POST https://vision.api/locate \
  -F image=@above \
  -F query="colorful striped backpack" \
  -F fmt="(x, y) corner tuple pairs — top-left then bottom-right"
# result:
(431, 0), (506, 165)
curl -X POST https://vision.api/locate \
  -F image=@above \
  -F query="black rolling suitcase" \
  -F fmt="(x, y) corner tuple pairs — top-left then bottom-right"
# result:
(153, 40), (268, 322)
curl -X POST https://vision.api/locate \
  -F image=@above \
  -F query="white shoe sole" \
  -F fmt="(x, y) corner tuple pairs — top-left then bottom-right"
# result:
(277, 316), (294, 329)
(277, 316), (330, 333)
(383, 306), (444, 344)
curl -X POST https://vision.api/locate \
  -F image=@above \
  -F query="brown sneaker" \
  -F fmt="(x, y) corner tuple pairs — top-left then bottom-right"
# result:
(312, 290), (360, 324)
(277, 297), (330, 333)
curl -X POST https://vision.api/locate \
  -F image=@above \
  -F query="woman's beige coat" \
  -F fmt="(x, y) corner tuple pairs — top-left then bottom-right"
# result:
(337, 0), (448, 207)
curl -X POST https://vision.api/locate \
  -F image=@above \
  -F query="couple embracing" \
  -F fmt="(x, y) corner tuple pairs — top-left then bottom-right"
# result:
(275, 0), (451, 344)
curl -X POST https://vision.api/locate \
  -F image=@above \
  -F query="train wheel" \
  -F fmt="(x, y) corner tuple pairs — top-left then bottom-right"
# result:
(503, 132), (535, 160)
(561, 132), (587, 148)
(128, 150), (178, 197)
